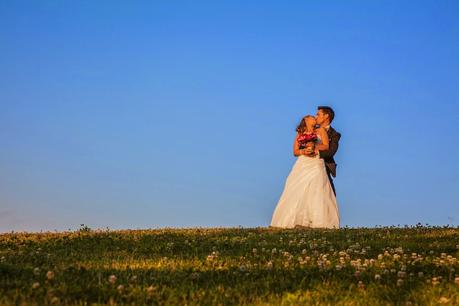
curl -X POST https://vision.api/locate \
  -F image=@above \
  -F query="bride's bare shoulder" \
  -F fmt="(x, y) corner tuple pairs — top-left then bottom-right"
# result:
(315, 127), (326, 133)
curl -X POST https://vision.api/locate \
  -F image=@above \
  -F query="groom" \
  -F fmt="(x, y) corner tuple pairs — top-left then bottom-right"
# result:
(310, 106), (341, 195)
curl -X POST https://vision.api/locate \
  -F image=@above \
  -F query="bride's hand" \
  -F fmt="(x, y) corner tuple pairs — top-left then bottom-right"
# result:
(304, 147), (314, 155)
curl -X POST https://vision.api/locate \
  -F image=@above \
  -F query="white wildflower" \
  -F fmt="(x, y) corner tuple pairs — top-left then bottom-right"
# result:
(108, 274), (117, 284)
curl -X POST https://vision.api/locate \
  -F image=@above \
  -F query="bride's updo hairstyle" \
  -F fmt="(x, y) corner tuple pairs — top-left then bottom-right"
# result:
(296, 115), (315, 134)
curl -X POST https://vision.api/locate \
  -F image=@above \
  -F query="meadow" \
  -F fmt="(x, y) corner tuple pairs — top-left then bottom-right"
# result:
(1, 225), (458, 305)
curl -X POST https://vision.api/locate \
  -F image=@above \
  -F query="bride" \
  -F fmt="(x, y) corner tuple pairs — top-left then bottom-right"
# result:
(270, 115), (340, 229)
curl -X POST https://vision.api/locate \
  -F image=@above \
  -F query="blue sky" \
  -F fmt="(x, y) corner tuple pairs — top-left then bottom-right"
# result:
(1, 0), (458, 232)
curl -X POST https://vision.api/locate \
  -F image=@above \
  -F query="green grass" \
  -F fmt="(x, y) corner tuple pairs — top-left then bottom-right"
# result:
(1, 226), (458, 305)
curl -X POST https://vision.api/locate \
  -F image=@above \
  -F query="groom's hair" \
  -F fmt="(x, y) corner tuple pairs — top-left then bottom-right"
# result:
(318, 106), (335, 123)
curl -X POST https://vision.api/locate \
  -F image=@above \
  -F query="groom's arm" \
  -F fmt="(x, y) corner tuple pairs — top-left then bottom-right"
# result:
(319, 132), (341, 159)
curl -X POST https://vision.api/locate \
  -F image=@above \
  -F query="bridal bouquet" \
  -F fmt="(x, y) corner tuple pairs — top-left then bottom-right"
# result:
(298, 133), (318, 149)
(298, 133), (318, 157)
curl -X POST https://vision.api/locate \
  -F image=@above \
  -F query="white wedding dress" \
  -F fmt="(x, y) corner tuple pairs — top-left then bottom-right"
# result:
(270, 134), (340, 229)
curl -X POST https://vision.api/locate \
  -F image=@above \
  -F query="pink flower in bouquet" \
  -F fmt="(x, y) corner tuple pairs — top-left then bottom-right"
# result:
(298, 133), (318, 149)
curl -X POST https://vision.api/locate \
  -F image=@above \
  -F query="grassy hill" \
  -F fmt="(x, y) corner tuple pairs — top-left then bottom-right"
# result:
(1, 226), (458, 305)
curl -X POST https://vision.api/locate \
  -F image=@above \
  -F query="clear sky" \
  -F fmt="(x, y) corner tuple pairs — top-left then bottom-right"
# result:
(1, 1), (458, 232)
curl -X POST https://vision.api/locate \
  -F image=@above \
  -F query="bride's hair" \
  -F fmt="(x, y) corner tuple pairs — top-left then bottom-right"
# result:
(296, 115), (315, 134)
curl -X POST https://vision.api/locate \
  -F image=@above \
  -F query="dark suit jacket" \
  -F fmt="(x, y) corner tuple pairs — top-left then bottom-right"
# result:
(319, 126), (341, 178)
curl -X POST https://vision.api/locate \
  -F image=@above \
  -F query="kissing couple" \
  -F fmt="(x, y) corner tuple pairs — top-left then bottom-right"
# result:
(270, 106), (341, 229)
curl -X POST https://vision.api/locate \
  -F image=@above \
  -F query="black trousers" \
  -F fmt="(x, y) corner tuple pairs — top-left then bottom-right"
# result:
(326, 169), (336, 196)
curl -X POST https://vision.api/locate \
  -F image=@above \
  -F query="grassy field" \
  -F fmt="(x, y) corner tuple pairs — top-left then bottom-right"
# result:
(1, 225), (458, 305)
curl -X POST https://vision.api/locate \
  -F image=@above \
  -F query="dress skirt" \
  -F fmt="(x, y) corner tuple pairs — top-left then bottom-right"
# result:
(270, 155), (340, 229)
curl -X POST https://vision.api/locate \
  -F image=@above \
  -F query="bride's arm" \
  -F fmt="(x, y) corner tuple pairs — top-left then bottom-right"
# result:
(315, 127), (329, 151)
(293, 133), (304, 157)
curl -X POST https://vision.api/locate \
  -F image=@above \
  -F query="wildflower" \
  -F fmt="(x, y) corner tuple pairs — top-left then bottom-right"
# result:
(117, 284), (124, 292)
(374, 274), (381, 281)
(397, 271), (406, 278)
(432, 277), (440, 286)
(439, 297), (450, 304)
(397, 279), (403, 286)
(239, 265), (246, 272)
(267, 261), (273, 270)
(252, 248), (257, 254)
(190, 272), (199, 280)
(147, 286), (155, 294)
(33, 267), (40, 276)
(335, 264), (342, 271)
(108, 275), (117, 284)
(358, 281), (365, 289)
(32, 282), (40, 289)
(271, 248), (277, 254)
(46, 271), (55, 280)
(302, 249), (307, 255)
(454, 277), (459, 285)
(50, 297), (60, 304)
